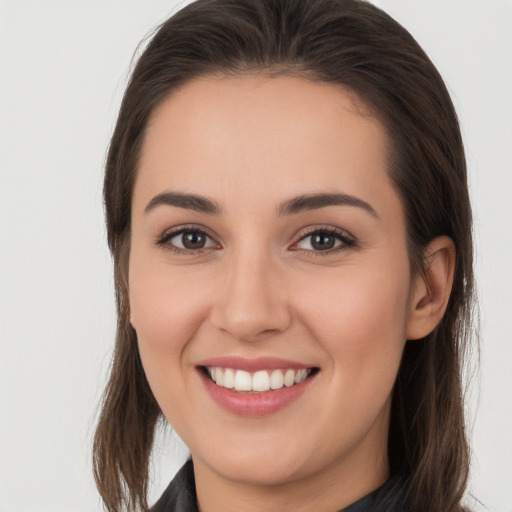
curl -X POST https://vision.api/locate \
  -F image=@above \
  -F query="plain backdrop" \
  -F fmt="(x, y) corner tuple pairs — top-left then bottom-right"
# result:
(0, 1), (511, 511)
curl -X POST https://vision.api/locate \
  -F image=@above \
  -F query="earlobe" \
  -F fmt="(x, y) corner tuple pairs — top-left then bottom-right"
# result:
(406, 236), (456, 340)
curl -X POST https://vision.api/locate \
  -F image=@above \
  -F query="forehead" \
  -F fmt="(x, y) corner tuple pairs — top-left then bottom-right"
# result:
(134, 75), (397, 219)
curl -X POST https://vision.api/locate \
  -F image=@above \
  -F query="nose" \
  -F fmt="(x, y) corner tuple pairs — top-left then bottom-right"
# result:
(210, 247), (292, 343)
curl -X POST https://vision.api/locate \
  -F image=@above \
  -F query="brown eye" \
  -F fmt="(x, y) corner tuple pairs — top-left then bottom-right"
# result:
(181, 231), (208, 249)
(157, 227), (218, 254)
(310, 233), (336, 250)
(294, 227), (356, 254)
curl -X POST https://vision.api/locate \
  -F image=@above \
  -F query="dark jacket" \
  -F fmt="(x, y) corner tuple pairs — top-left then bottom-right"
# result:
(150, 459), (406, 512)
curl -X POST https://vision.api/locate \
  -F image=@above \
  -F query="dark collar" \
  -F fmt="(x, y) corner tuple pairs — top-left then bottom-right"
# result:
(150, 459), (405, 512)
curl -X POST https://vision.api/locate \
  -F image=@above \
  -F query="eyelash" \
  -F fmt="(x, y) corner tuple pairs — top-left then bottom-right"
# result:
(155, 225), (357, 256)
(155, 225), (217, 256)
(292, 226), (356, 256)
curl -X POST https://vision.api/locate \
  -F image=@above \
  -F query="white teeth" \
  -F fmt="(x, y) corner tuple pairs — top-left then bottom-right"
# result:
(295, 368), (307, 384)
(234, 370), (252, 391)
(284, 369), (295, 387)
(206, 366), (313, 392)
(270, 369), (284, 389)
(223, 368), (235, 389)
(252, 370), (270, 392)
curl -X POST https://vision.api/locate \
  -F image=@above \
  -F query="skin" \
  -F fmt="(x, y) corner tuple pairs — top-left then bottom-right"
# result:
(129, 75), (455, 512)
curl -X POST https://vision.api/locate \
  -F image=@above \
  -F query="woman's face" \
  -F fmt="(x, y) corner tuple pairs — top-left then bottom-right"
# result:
(129, 75), (417, 489)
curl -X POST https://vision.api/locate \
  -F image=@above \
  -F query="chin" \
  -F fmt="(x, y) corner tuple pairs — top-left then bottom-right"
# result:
(189, 433), (312, 486)
(208, 453), (307, 487)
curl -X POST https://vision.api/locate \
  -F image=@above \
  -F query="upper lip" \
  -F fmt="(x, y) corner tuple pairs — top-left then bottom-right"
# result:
(197, 356), (316, 372)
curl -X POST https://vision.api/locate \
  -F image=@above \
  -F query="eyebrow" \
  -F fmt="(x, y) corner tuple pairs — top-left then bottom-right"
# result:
(145, 192), (222, 215)
(144, 191), (378, 218)
(276, 193), (379, 218)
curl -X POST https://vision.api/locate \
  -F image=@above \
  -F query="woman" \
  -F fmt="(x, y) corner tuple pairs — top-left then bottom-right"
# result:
(93, 0), (475, 511)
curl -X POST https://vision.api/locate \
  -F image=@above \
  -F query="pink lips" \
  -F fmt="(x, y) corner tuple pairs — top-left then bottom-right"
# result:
(197, 356), (317, 416)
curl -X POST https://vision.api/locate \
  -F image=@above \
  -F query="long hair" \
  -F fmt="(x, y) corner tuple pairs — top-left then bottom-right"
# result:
(93, 1), (475, 510)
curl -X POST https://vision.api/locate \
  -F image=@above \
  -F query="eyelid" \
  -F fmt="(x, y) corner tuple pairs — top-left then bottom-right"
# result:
(290, 225), (357, 255)
(155, 224), (220, 255)
(155, 223), (357, 256)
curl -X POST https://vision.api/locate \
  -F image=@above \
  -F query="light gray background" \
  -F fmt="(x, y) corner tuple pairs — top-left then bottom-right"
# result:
(0, 1), (511, 511)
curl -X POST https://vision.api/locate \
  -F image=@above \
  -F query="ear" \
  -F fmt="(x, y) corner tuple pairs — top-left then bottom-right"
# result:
(406, 236), (456, 340)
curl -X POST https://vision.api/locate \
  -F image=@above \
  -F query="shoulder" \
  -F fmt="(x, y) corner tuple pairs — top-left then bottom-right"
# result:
(340, 476), (406, 512)
(149, 459), (198, 512)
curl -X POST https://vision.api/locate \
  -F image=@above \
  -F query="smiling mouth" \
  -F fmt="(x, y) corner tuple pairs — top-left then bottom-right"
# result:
(201, 366), (319, 393)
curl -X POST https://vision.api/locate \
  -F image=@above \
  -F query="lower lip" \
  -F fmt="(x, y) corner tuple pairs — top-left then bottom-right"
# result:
(199, 369), (316, 416)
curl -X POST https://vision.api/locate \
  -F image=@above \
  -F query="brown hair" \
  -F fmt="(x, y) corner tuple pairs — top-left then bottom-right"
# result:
(94, 1), (475, 510)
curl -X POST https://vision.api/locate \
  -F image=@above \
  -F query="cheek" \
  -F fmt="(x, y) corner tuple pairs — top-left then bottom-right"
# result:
(128, 249), (212, 390)
(295, 259), (411, 396)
